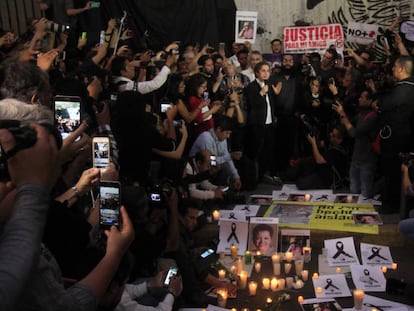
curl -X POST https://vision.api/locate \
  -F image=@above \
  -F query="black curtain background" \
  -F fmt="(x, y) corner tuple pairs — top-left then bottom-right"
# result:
(100, 0), (237, 52)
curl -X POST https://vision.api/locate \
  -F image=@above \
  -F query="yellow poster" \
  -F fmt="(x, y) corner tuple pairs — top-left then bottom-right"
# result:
(264, 201), (379, 235)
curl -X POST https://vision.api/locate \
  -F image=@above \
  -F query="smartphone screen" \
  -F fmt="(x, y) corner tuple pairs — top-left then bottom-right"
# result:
(93, 137), (110, 170)
(200, 248), (214, 258)
(91, 1), (101, 8)
(54, 95), (82, 140)
(161, 102), (171, 113)
(163, 267), (178, 287)
(99, 181), (121, 229)
(210, 155), (217, 167)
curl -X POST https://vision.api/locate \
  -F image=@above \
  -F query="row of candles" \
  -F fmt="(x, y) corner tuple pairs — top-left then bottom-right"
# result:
(229, 247), (312, 263)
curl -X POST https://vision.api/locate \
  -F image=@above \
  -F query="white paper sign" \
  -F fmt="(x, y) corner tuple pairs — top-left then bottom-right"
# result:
(325, 237), (360, 266)
(233, 204), (260, 217)
(312, 274), (351, 298)
(350, 265), (386, 292)
(219, 210), (247, 221)
(360, 242), (393, 267)
(235, 11), (257, 44)
(341, 293), (412, 311)
(217, 219), (249, 255)
(346, 21), (379, 45)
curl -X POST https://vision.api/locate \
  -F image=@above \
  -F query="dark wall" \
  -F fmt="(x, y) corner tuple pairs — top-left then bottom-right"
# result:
(101, 0), (237, 51)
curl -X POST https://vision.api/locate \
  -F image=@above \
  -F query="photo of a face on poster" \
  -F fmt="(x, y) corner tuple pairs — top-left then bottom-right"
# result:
(248, 217), (279, 256)
(235, 11), (257, 44)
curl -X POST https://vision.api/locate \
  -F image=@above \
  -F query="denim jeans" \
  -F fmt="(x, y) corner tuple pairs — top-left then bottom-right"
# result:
(399, 209), (414, 240)
(349, 161), (376, 198)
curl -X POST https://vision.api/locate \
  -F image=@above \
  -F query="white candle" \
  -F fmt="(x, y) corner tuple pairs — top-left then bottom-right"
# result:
(392, 262), (398, 270)
(254, 262), (261, 273)
(295, 279), (304, 289)
(304, 194), (311, 202)
(216, 287), (228, 308)
(381, 266), (387, 273)
(212, 209), (220, 221)
(312, 272), (319, 279)
(278, 278), (285, 289)
(301, 269), (309, 281)
(284, 262), (292, 274)
(335, 267), (342, 274)
(286, 276), (294, 289)
(273, 262), (281, 276)
(298, 295), (304, 304)
(270, 277), (278, 291)
(238, 270), (248, 289)
(262, 277), (270, 290)
(295, 259), (304, 276)
(218, 269), (226, 280)
(236, 257), (243, 274)
(285, 251), (293, 262)
(316, 286), (323, 294)
(271, 253), (281, 263)
(248, 281), (258, 296)
(353, 289), (365, 310)
(303, 246), (311, 263)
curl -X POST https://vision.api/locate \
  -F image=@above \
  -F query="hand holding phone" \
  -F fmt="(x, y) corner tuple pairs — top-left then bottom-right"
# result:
(99, 181), (121, 229)
(93, 136), (110, 170)
(163, 267), (178, 287)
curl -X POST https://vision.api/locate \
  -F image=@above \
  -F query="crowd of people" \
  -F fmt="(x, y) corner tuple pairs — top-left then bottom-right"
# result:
(1, 5), (414, 310)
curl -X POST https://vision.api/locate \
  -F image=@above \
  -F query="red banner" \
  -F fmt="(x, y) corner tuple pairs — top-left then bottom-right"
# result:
(283, 23), (344, 54)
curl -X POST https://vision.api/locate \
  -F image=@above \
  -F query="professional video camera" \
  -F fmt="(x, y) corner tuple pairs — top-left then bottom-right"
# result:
(399, 152), (414, 166)
(0, 120), (62, 181)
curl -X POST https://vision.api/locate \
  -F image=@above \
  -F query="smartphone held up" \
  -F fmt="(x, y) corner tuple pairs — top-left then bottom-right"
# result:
(93, 136), (110, 170)
(99, 181), (121, 229)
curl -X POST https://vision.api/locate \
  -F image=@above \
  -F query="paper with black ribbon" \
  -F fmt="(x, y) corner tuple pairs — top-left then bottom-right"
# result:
(312, 274), (351, 298)
(360, 242), (393, 267)
(216, 218), (249, 256)
(350, 265), (386, 292)
(325, 237), (360, 266)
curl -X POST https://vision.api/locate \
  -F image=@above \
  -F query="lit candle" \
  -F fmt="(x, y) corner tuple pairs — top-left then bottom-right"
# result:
(256, 251), (261, 259)
(231, 245), (238, 260)
(212, 209), (220, 221)
(295, 279), (304, 289)
(392, 262), (398, 270)
(316, 286), (323, 294)
(312, 272), (319, 279)
(219, 251), (225, 261)
(381, 266), (387, 273)
(303, 246), (311, 263)
(254, 262), (261, 273)
(262, 277), (270, 290)
(285, 276), (294, 289)
(230, 265), (237, 274)
(273, 262), (281, 276)
(284, 262), (292, 274)
(301, 269), (309, 281)
(285, 251), (293, 262)
(218, 269), (226, 280)
(270, 277), (278, 291)
(295, 259), (304, 276)
(298, 295), (304, 304)
(353, 289), (365, 310)
(335, 267), (342, 274)
(231, 309), (237, 311)
(278, 278), (285, 289)
(266, 297), (272, 305)
(248, 281), (258, 296)
(271, 253), (281, 263)
(245, 251), (252, 265)
(305, 194), (311, 202)
(236, 257), (243, 274)
(216, 287), (228, 308)
(346, 195), (353, 203)
(238, 270), (248, 289)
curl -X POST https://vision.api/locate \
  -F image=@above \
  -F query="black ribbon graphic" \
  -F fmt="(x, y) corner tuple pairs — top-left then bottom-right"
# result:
(324, 278), (339, 290)
(229, 212), (237, 219)
(367, 247), (388, 260)
(227, 222), (239, 243)
(332, 241), (353, 259)
(241, 205), (251, 212)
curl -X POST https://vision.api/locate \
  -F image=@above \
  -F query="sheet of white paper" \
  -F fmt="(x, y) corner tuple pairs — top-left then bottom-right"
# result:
(350, 265), (386, 292)
(312, 273), (351, 298)
(325, 237), (360, 266)
(360, 242), (394, 267)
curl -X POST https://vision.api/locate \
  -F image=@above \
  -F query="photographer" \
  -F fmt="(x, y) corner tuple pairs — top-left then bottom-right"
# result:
(332, 90), (380, 199)
(398, 161), (414, 240)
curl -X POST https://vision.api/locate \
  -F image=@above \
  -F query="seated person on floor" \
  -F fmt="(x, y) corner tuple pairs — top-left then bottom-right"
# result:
(185, 149), (226, 201)
(189, 115), (242, 191)
(282, 123), (350, 190)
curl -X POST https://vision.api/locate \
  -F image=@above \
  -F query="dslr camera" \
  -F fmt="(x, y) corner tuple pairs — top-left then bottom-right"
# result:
(301, 114), (321, 139)
(399, 152), (414, 166)
(0, 120), (62, 181)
